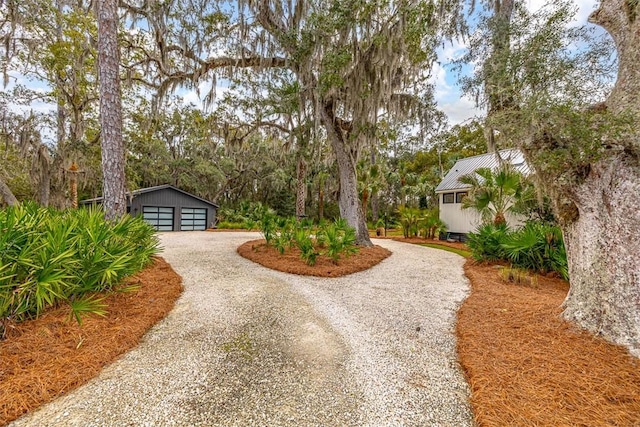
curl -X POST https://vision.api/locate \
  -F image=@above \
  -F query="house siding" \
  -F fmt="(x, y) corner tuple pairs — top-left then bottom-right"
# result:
(439, 192), (482, 234)
(130, 188), (216, 231)
(438, 191), (525, 234)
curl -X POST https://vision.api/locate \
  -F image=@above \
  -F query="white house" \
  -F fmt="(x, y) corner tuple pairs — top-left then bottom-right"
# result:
(435, 149), (529, 240)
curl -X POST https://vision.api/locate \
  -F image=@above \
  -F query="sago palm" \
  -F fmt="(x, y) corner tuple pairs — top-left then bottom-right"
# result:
(459, 165), (527, 226)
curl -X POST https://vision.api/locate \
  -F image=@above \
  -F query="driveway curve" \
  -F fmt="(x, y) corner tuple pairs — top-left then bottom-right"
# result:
(11, 232), (473, 427)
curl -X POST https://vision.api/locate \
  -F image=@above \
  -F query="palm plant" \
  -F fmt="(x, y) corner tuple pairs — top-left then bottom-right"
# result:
(459, 165), (529, 226)
(397, 206), (421, 238)
(419, 210), (447, 239)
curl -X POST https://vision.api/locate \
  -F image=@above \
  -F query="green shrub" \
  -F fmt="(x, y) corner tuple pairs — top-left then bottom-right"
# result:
(216, 221), (246, 229)
(0, 203), (160, 337)
(398, 206), (421, 238)
(258, 214), (359, 265)
(419, 209), (447, 239)
(294, 228), (318, 266)
(258, 211), (277, 246)
(467, 221), (569, 280)
(501, 222), (568, 280)
(319, 218), (359, 264)
(466, 223), (509, 261)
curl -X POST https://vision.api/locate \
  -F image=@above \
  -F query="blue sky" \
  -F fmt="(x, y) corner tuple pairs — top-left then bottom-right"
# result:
(430, 0), (605, 125)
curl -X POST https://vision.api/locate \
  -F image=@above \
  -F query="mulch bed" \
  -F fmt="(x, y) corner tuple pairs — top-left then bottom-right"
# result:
(237, 239), (392, 277)
(0, 258), (183, 426)
(447, 251), (640, 425)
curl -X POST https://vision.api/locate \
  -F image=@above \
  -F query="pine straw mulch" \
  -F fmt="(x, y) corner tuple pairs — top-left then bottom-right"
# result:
(237, 239), (391, 277)
(0, 257), (183, 427)
(390, 239), (640, 426)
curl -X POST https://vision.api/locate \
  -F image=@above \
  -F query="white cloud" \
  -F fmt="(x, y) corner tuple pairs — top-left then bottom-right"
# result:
(439, 96), (484, 126)
(429, 61), (451, 99)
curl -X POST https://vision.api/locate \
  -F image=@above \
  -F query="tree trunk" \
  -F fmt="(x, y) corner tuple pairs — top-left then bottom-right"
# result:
(558, 0), (640, 356)
(371, 190), (379, 223)
(0, 176), (18, 206)
(296, 157), (306, 218)
(561, 156), (640, 357)
(361, 187), (369, 222)
(34, 144), (50, 206)
(97, 0), (126, 220)
(318, 186), (324, 221)
(320, 103), (372, 246)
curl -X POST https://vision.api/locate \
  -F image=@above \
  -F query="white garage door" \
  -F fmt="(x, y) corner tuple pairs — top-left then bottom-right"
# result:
(142, 206), (174, 231)
(181, 207), (207, 231)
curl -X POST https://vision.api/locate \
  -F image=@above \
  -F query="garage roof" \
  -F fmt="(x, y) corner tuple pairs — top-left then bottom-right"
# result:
(80, 184), (219, 208)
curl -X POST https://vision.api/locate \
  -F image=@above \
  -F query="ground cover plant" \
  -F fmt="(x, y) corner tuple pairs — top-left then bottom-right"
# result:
(397, 207), (447, 239)
(466, 221), (568, 279)
(0, 203), (160, 337)
(257, 214), (361, 266)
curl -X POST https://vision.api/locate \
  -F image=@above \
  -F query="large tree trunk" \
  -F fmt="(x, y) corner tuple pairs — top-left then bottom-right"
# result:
(296, 157), (306, 218)
(320, 104), (372, 247)
(559, 0), (640, 356)
(561, 156), (640, 357)
(97, 0), (126, 220)
(0, 176), (18, 206)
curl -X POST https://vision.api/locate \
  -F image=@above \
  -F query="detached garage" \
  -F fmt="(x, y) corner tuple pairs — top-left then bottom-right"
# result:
(81, 184), (218, 231)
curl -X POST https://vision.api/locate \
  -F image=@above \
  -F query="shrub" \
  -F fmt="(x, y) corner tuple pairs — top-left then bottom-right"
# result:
(258, 211), (277, 246)
(501, 222), (568, 280)
(293, 228), (318, 266)
(398, 206), (421, 238)
(467, 221), (569, 280)
(320, 219), (359, 264)
(0, 203), (160, 337)
(216, 221), (246, 229)
(466, 223), (509, 261)
(419, 209), (447, 239)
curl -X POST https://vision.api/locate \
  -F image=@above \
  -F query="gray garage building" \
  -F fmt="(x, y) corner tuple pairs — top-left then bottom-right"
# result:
(81, 184), (218, 231)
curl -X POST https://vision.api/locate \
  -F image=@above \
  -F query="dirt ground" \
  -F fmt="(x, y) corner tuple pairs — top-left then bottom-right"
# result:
(0, 258), (183, 426)
(458, 261), (640, 426)
(2, 236), (640, 426)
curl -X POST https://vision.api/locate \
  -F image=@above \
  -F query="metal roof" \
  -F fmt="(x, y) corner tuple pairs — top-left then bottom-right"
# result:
(434, 149), (530, 193)
(80, 184), (220, 208)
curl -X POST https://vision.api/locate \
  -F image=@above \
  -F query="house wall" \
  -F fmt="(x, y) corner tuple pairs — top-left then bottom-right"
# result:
(438, 192), (524, 234)
(130, 188), (217, 231)
(439, 192), (482, 234)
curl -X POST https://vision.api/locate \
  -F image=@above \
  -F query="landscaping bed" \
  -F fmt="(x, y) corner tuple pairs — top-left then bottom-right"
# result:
(0, 258), (183, 426)
(237, 239), (391, 277)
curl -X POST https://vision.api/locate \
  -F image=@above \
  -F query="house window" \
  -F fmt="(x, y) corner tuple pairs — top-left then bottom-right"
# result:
(443, 193), (454, 204)
(456, 192), (467, 203)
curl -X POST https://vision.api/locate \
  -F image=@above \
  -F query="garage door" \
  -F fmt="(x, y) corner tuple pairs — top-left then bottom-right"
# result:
(142, 206), (174, 231)
(181, 207), (207, 231)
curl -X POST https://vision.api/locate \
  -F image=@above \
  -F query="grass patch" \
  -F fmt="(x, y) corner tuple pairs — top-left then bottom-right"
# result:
(420, 243), (472, 258)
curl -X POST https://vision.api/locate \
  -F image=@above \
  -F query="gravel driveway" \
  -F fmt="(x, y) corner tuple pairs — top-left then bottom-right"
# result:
(11, 232), (473, 427)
